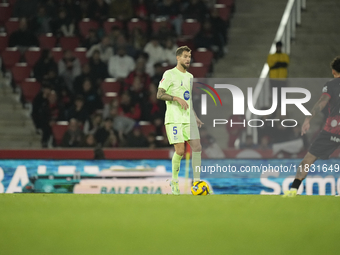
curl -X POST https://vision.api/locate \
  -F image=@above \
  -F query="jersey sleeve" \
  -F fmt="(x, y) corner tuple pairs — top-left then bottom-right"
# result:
(322, 82), (333, 98)
(158, 71), (172, 91)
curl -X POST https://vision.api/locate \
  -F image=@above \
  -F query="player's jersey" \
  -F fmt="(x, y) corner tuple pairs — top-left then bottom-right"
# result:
(158, 67), (194, 124)
(322, 78), (340, 134)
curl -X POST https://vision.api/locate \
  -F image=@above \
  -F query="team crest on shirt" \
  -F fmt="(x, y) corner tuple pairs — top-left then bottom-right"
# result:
(322, 86), (327, 92)
(184, 90), (190, 100)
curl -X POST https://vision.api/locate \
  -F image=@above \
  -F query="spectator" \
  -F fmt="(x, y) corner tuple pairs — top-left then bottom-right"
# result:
(82, 28), (100, 50)
(31, 84), (51, 133)
(66, 95), (88, 124)
(156, 21), (177, 44)
(33, 49), (58, 82)
(32, 6), (52, 35)
(88, 0), (109, 24)
(240, 135), (257, 149)
(58, 0), (83, 23)
(8, 18), (39, 48)
(267, 41), (289, 105)
(126, 126), (148, 147)
(80, 79), (102, 113)
(183, 0), (208, 22)
(103, 132), (119, 147)
(83, 134), (97, 147)
(258, 136), (271, 150)
(118, 91), (141, 120)
(43, 68), (66, 93)
(226, 115), (246, 148)
(200, 127), (225, 158)
(51, 8), (75, 37)
(13, 0), (39, 20)
(194, 20), (220, 55)
(40, 90), (65, 147)
(95, 117), (116, 146)
(143, 36), (165, 65)
(58, 50), (81, 91)
(141, 83), (165, 123)
(133, 0), (149, 19)
(151, 63), (163, 84)
(130, 27), (147, 53)
(108, 47), (135, 79)
(107, 105), (135, 141)
(210, 8), (228, 51)
(61, 118), (85, 147)
(107, 26), (122, 50)
(86, 36), (113, 64)
(146, 132), (157, 148)
(73, 63), (95, 95)
(88, 50), (109, 87)
(163, 38), (178, 65)
(84, 113), (102, 135)
(109, 0), (133, 21)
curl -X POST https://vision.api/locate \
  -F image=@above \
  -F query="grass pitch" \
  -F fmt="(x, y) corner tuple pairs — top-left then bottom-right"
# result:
(0, 194), (339, 255)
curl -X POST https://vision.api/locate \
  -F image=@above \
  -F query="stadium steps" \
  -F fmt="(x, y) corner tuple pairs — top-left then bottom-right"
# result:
(0, 78), (41, 148)
(213, 0), (288, 78)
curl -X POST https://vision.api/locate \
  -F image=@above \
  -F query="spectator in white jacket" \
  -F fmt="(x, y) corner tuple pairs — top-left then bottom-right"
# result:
(143, 36), (165, 65)
(108, 47), (135, 79)
(86, 36), (113, 63)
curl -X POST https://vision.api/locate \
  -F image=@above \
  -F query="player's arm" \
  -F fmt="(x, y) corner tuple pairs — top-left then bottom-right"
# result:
(301, 94), (330, 135)
(157, 88), (188, 110)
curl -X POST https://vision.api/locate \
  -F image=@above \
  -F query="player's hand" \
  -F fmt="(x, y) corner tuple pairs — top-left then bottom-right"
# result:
(174, 97), (188, 110)
(196, 118), (204, 128)
(301, 119), (310, 136)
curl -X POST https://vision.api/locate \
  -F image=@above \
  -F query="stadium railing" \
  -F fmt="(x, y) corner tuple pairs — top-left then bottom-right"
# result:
(245, 0), (306, 142)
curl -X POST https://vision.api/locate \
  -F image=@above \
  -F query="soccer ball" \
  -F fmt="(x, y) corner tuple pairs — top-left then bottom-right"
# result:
(191, 181), (210, 195)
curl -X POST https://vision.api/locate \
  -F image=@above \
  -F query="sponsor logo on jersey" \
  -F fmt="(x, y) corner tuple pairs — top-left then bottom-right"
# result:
(330, 136), (340, 143)
(184, 90), (190, 100)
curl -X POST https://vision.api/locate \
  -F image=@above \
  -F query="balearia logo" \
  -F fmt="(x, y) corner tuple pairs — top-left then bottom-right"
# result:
(196, 83), (312, 128)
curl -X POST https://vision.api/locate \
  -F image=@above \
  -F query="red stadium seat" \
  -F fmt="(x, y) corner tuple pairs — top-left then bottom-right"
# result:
(101, 78), (121, 94)
(24, 47), (41, 67)
(127, 18), (147, 34)
(0, 33), (8, 53)
(139, 122), (156, 136)
(1, 47), (20, 69)
(103, 18), (123, 34)
(181, 19), (201, 38)
(5, 18), (19, 35)
(59, 36), (80, 50)
(51, 47), (63, 63)
(152, 18), (171, 34)
(52, 122), (69, 146)
(0, 3), (11, 26)
(20, 78), (41, 103)
(214, 4), (231, 21)
(102, 92), (118, 105)
(73, 48), (88, 65)
(11, 63), (31, 85)
(78, 19), (99, 38)
(39, 34), (56, 49)
(189, 63), (208, 78)
(193, 48), (213, 66)
(8, 0), (17, 5)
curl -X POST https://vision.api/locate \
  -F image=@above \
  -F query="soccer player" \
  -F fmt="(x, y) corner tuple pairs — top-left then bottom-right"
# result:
(284, 56), (340, 197)
(157, 46), (203, 195)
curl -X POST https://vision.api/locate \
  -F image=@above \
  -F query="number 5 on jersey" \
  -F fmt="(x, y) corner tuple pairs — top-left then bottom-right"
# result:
(173, 126), (177, 135)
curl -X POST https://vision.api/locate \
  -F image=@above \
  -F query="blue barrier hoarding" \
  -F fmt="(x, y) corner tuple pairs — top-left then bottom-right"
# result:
(0, 159), (339, 195)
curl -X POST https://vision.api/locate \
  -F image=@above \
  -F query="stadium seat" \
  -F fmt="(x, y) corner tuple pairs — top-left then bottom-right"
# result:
(24, 47), (41, 67)
(181, 19), (201, 38)
(103, 18), (123, 34)
(193, 48), (213, 66)
(127, 18), (147, 34)
(52, 122), (69, 146)
(176, 38), (195, 51)
(1, 47), (20, 69)
(59, 37), (80, 50)
(102, 92), (118, 105)
(20, 78), (41, 103)
(189, 63), (208, 78)
(11, 63), (31, 85)
(38, 34), (56, 49)
(78, 19), (99, 38)
(160, 63), (174, 73)
(214, 4), (231, 21)
(152, 18), (171, 34)
(51, 47), (63, 63)
(138, 122), (156, 136)
(5, 18), (19, 35)
(0, 33), (8, 53)
(73, 48), (88, 65)
(101, 78), (121, 94)
(0, 3), (11, 26)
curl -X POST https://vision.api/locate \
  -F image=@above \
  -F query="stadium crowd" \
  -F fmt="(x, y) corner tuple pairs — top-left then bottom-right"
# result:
(0, 0), (231, 148)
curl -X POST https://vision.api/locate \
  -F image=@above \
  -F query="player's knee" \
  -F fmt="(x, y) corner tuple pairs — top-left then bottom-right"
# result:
(192, 143), (202, 152)
(176, 149), (185, 156)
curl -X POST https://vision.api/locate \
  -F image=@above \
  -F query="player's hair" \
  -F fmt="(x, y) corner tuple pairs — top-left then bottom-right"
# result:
(330, 56), (340, 73)
(176, 46), (191, 56)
